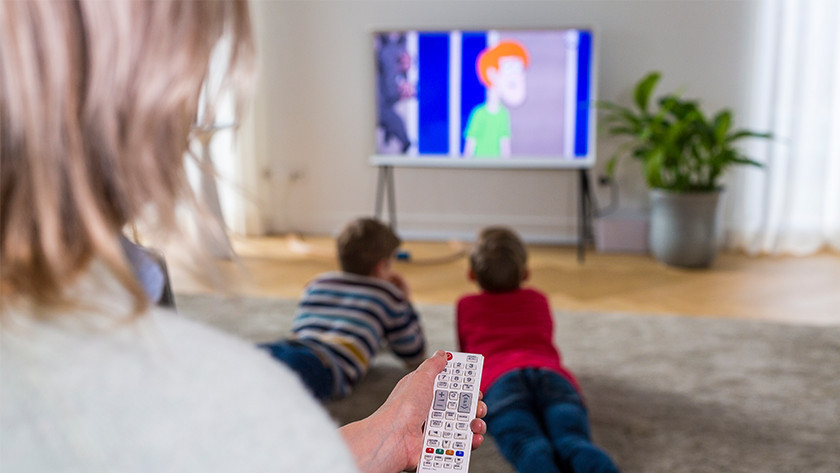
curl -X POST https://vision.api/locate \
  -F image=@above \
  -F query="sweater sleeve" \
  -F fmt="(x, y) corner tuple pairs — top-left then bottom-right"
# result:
(384, 302), (426, 363)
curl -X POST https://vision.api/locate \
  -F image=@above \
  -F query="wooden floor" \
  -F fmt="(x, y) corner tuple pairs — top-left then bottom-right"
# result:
(169, 235), (840, 326)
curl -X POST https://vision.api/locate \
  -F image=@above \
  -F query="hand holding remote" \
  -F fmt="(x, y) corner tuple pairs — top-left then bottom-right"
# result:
(417, 351), (485, 472)
(339, 350), (486, 473)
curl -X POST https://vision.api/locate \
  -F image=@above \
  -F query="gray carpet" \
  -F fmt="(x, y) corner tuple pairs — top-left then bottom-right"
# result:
(175, 293), (840, 473)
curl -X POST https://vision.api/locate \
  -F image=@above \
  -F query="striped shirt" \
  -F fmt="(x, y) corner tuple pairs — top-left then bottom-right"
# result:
(291, 272), (426, 398)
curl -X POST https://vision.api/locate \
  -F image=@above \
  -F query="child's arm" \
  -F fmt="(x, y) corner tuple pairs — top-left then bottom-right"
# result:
(464, 137), (476, 157)
(500, 136), (511, 158)
(384, 271), (410, 299)
(383, 301), (426, 369)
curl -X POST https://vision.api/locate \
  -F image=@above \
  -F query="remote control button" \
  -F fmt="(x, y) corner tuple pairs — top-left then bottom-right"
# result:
(426, 447), (434, 454)
(433, 390), (447, 411)
(456, 450), (465, 457)
(458, 392), (472, 413)
(446, 352), (453, 360)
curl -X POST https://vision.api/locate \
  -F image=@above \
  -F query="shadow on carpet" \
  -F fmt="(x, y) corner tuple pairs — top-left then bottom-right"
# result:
(176, 293), (840, 473)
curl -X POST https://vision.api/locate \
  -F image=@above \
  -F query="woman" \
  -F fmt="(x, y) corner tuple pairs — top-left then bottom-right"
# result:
(0, 2), (485, 472)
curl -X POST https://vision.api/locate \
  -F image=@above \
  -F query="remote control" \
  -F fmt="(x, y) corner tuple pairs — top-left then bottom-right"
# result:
(418, 351), (484, 472)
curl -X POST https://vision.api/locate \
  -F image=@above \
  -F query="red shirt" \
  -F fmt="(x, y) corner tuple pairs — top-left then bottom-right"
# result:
(456, 288), (580, 393)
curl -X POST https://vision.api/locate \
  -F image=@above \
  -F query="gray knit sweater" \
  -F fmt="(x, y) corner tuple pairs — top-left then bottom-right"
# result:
(1, 263), (359, 473)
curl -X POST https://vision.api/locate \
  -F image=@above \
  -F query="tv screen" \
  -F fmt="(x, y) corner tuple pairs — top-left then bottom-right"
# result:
(371, 28), (596, 169)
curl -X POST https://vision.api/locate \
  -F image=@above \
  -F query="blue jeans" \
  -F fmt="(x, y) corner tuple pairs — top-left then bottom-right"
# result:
(484, 368), (620, 473)
(259, 340), (335, 401)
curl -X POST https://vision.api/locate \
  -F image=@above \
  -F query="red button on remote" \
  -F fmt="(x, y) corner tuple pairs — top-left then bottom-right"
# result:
(446, 352), (453, 360)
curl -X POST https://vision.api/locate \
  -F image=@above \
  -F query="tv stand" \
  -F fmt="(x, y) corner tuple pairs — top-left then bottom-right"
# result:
(373, 165), (596, 262)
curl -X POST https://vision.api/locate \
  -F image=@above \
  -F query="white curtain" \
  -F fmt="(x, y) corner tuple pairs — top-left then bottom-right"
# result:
(726, 0), (840, 255)
(198, 35), (266, 239)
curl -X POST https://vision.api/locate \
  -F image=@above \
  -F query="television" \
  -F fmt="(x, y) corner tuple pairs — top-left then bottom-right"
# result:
(371, 28), (596, 169)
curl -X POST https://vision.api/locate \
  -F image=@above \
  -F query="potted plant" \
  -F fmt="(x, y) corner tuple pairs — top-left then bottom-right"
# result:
(598, 71), (771, 267)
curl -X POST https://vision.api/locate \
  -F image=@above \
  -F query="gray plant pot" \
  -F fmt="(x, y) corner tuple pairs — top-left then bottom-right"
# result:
(648, 188), (723, 268)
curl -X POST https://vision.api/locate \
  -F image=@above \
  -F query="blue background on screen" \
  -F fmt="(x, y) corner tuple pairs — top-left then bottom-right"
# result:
(574, 30), (592, 157)
(417, 33), (450, 154)
(460, 32), (488, 154)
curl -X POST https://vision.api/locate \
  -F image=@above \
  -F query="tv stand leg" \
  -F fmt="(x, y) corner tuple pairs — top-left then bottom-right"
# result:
(577, 169), (594, 263)
(374, 165), (397, 231)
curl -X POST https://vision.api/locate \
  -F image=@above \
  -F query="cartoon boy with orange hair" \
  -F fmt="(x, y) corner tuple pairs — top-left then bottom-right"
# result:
(464, 40), (530, 158)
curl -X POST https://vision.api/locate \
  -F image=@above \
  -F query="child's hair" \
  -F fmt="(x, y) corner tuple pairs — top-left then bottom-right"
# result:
(476, 40), (530, 87)
(469, 226), (527, 293)
(337, 218), (401, 276)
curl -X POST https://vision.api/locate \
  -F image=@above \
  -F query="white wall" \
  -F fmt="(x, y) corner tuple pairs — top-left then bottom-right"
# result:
(246, 0), (761, 243)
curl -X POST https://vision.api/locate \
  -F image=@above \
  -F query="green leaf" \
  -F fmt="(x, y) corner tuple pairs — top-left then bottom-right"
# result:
(713, 110), (732, 143)
(644, 148), (665, 188)
(634, 72), (661, 113)
(607, 126), (638, 136)
(605, 157), (618, 177)
(727, 130), (773, 142)
(730, 154), (764, 167)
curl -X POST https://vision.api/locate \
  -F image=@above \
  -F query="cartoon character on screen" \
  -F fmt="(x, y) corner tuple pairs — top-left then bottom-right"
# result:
(464, 40), (530, 159)
(376, 32), (414, 154)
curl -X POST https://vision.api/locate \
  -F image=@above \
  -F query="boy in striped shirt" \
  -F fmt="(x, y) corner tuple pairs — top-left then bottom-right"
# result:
(261, 218), (427, 401)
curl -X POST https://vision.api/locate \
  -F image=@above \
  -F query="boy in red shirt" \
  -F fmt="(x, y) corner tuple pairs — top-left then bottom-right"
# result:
(456, 226), (620, 473)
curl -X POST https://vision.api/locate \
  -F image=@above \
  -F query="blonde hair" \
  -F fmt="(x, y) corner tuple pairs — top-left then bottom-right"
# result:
(469, 226), (528, 293)
(0, 0), (254, 309)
